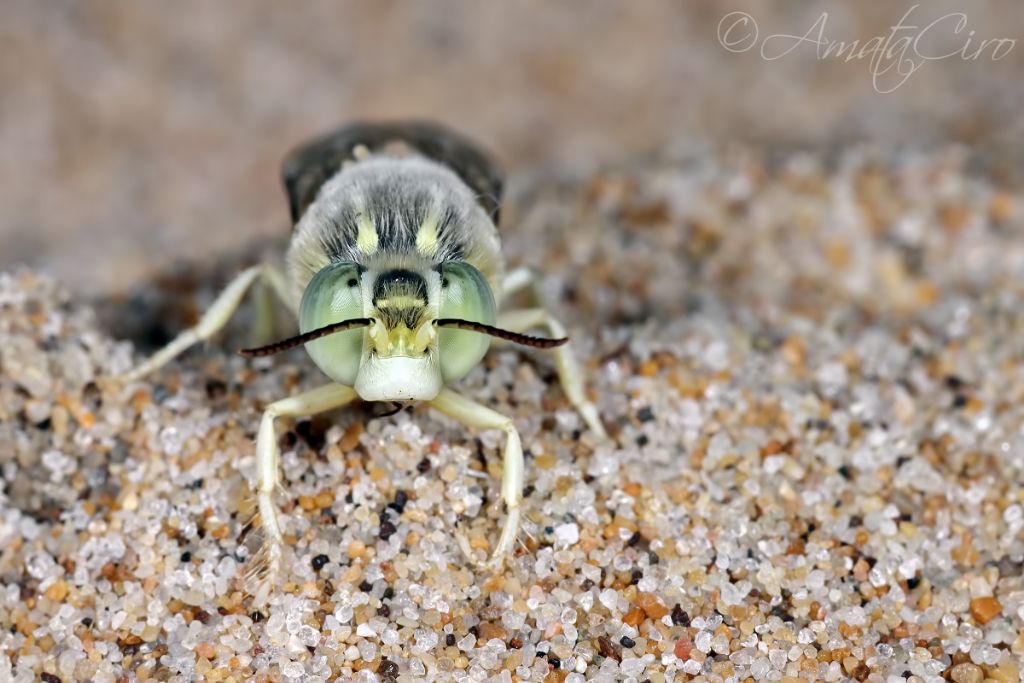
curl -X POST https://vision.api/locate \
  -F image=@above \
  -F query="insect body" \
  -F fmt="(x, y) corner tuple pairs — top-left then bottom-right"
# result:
(123, 122), (606, 591)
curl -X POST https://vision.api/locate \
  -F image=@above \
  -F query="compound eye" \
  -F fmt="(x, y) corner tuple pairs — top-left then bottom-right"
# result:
(437, 262), (496, 382)
(299, 262), (364, 385)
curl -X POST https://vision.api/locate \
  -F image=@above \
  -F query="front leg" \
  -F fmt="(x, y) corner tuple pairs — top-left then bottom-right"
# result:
(246, 384), (357, 598)
(120, 262), (294, 381)
(497, 307), (607, 439)
(429, 388), (523, 566)
(499, 267), (607, 439)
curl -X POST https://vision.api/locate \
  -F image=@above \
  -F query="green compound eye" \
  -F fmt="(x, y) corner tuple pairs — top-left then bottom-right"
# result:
(299, 262), (365, 385)
(437, 262), (496, 383)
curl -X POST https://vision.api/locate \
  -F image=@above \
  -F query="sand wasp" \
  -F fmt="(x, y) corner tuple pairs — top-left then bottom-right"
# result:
(123, 122), (605, 590)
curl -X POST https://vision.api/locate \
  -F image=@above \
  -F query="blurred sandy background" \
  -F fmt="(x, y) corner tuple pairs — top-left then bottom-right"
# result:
(2, 1), (1022, 293)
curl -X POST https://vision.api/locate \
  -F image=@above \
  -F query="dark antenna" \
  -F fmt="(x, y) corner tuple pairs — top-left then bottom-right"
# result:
(239, 317), (568, 358)
(435, 319), (568, 348)
(239, 318), (373, 357)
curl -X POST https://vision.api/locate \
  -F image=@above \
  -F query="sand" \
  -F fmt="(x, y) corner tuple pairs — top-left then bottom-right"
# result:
(1, 148), (1023, 681)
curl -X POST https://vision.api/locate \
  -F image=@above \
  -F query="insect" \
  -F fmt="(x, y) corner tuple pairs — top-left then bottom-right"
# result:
(122, 121), (606, 589)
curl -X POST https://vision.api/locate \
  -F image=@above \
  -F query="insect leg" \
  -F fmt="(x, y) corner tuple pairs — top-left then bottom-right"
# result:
(499, 266), (536, 300)
(259, 261), (295, 313)
(428, 388), (523, 565)
(250, 262), (295, 346)
(246, 383), (357, 595)
(121, 263), (291, 381)
(496, 307), (607, 439)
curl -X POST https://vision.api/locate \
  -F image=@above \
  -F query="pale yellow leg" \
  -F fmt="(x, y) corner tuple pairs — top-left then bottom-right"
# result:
(260, 261), (293, 309)
(429, 388), (523, 565)
(496, 304), (607, 439)
(249, 262), (294, 346)
(120, 263), (294, 381)
(245, 384), (358, 598)
(499, 267), (536, 299)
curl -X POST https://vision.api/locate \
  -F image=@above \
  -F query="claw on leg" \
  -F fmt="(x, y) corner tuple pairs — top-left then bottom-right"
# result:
(246, 493), (285, 591)
(241, 489), (288, 601)
(244, 533), (286, 604)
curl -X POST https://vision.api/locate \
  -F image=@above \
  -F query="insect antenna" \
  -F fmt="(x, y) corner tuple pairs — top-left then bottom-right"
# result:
(434, 318), (569, 348)
(238, 318), (373, 357)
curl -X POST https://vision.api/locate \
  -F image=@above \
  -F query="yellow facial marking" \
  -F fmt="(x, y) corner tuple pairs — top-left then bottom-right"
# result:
(355, 212), (379, 254)
(415, 211), (440, 257)
(375, 295), (424, 309)
(368, 320), (434, 357)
